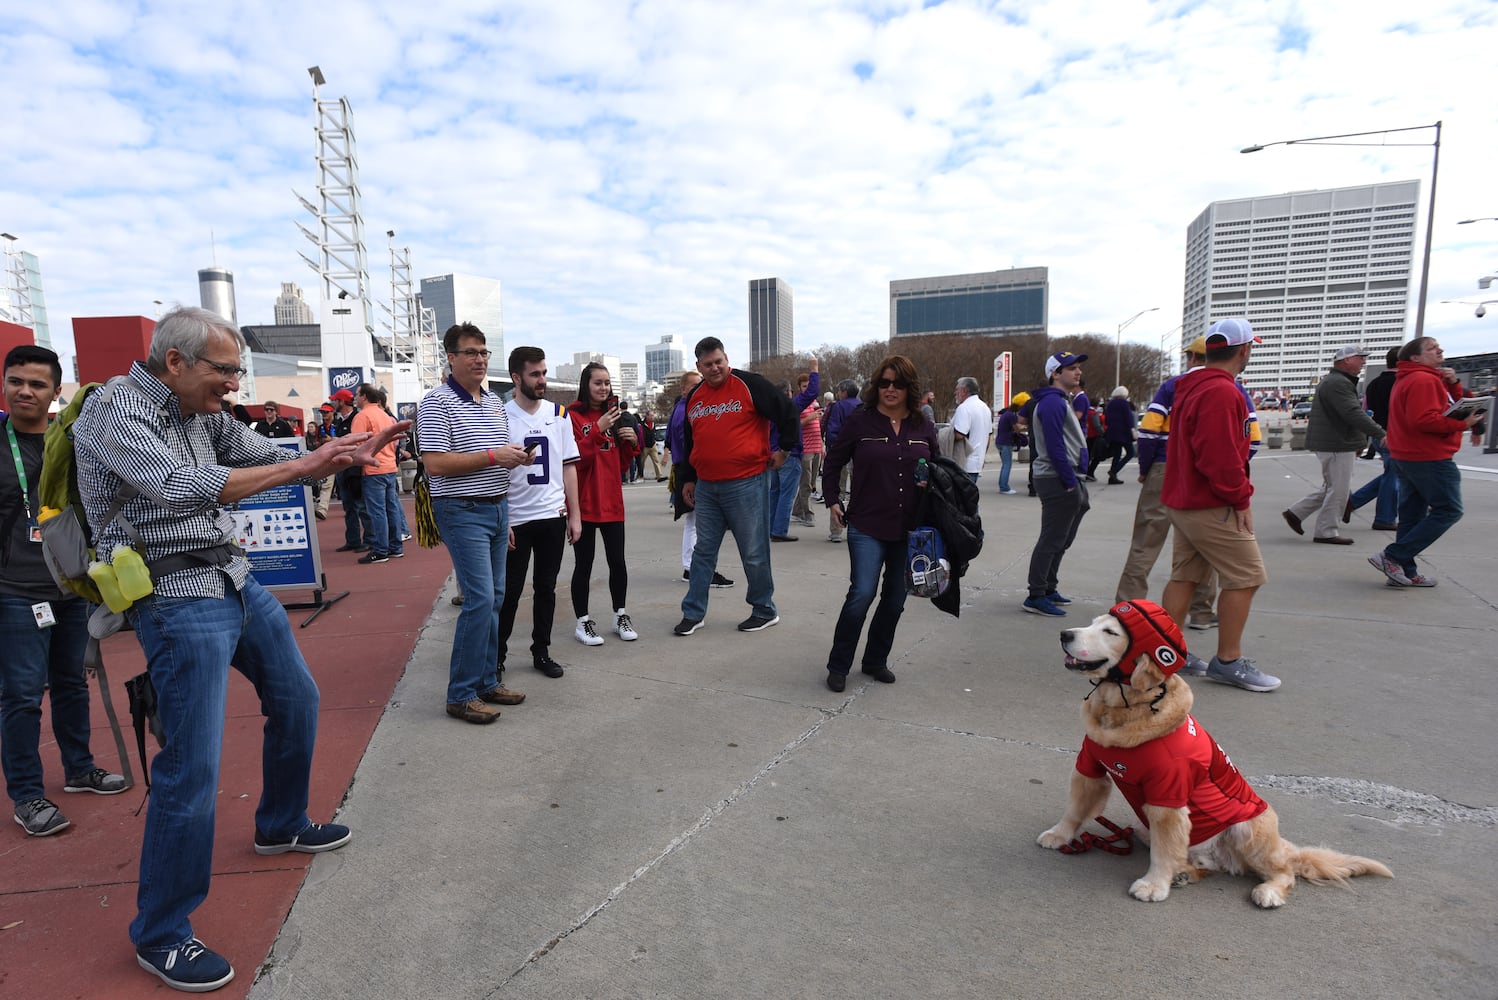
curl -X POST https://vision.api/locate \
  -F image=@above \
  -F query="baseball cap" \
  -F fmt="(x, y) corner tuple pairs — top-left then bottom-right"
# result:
(319, 403), (335, 412)
(1185, 335), (1207, 355)
(1044, 351), (1088, 379)
(1332, 344), (1368, 361)
(329, 389), (355, 403)
(1204, 318), (1261, 347)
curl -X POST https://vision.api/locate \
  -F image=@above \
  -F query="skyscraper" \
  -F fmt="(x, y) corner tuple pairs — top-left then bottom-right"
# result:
(645, 334), (684, 383)
(748, 278), (794, 363)
(420, 273), (503, 370)
(1183, 180), (1417, 394)
(889, 267), (1048, 340)
(274, 282), (315, 325)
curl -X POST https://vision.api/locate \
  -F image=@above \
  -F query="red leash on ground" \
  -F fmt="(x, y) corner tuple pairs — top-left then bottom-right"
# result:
(1058, 815), (1135, 855)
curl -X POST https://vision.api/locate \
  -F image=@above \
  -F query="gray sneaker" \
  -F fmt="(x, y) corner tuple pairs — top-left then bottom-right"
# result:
(1180, 653), (1209, 677)
(1206, 656), (1281, 692)
(64, 767), (128, 795)
(15, 798), (70, 836)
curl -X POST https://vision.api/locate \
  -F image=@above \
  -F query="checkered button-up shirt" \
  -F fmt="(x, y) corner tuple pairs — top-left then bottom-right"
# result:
(73, 362), (302, 599)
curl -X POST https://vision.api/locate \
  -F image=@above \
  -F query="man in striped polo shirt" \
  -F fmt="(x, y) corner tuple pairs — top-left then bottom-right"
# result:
(418, 323), (533, 724)
(673, 336), (799, 636)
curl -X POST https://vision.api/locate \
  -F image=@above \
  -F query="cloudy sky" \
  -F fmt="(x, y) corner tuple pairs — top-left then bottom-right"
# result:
(4, 0), (1497, 376)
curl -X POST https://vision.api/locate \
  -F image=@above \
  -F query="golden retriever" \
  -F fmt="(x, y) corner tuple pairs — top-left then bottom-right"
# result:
(1037, 602), (1392, 907)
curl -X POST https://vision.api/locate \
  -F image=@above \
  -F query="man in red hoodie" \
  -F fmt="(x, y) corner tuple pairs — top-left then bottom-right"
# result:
(1160, 318), (1280, 693)
(1369, 337), (1485, 588)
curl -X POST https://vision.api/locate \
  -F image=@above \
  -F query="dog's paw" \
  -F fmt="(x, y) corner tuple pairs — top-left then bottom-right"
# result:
(1251, 883), (1288, 908)
(1037, 826), (1074, 850)
(1129, 877), (1172, 902)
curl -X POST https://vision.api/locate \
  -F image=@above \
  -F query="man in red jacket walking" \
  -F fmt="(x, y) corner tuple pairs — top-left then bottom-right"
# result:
(1369, 337), (1485, 588)
(1161, 318), (1280, 693)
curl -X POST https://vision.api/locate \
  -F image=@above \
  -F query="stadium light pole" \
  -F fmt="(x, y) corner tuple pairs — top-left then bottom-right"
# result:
(1241, 122), (1442, 338)
(1116, 307), (1159, 388)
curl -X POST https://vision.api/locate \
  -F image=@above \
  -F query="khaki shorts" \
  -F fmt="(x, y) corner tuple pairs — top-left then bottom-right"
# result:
(1167, 506), (1269, 591)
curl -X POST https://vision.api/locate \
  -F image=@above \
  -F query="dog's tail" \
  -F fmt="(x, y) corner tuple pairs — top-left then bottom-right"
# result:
(1291, 845), (1393, 883)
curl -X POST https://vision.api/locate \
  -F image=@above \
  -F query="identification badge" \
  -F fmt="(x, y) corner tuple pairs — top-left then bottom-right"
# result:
(32, 601), (56, 628)
(28, 521), (42, 543)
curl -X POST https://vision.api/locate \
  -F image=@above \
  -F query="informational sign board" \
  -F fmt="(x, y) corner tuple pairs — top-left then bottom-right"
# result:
(329, 366), (363, 399)
(992, 352), (1014, 415)
(232, 440), (324, 593)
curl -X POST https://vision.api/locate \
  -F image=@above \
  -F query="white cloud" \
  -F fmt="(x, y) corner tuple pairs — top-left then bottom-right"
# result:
(2, 0), (1496, 384)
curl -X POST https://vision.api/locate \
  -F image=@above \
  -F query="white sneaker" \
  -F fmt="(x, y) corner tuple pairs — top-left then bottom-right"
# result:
(575, 617), (604, 646)
(614, 611), (638, 641)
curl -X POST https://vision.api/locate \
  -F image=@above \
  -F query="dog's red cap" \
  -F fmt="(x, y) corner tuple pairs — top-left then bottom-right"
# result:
(1107, 600), (1188, 679)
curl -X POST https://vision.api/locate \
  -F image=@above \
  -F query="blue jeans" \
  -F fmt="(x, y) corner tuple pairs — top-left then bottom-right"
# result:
(998, 445), (1014, 491)
(125, 579), (320, 950)
(433, 497), (507, 703)
(683, 472), (774, 622)
(825, 526), (908, 674)
(1385, 458), (1462, 577)
(769, 458), (800, 536)
(0, 596), (94, 803)
(1348, 442), (1400, 526)
(362, 472), (403, 557)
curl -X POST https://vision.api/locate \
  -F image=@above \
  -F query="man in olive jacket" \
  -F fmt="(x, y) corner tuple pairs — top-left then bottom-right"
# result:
(1282, 345), (1385, 544)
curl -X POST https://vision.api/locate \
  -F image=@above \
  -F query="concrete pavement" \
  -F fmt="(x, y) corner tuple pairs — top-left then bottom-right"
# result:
(250, 437), (1498, 1000)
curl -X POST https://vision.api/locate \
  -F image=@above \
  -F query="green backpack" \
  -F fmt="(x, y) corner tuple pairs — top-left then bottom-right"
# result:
(37, 377), (152, 606)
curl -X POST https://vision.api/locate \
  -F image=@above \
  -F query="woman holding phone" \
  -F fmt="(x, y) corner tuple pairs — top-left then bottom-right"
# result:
(568, 362), (640, 645)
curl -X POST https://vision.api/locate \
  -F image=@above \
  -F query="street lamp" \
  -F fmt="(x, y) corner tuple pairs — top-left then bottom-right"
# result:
(1116, 307), (1159, 388)
(1241, 122), (1442, 338)
(1457, 217), (1497, 225)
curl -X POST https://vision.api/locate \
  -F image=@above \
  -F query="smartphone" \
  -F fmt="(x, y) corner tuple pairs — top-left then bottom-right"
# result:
(606, 394), (619, 412)
(524, 440), (540, 455)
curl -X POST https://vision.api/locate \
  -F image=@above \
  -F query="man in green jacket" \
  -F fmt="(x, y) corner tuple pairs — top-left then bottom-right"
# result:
(1282, 345), (1385, 544)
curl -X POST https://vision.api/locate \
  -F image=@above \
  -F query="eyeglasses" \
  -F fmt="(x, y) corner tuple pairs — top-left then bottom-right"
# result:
(876, 378), (908, 390)
(451, 349), (492, 360)
(198, 359), (247, 379)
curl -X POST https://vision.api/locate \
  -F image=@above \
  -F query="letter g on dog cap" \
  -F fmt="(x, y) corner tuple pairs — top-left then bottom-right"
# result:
(1204, 318), (1262, 347)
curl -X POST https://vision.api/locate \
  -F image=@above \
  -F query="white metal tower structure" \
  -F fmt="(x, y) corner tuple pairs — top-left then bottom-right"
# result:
(381, 231), (444, 406)
(295, 66), (377, 391)
(1, 233), (33, 330)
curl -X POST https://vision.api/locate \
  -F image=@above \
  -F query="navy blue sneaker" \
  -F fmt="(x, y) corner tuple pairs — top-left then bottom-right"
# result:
(1022, 595), (1066, 617)
(137, 937), (235, 992)
(253, 822), (352, 856)
(1045, 591), (1073, 605)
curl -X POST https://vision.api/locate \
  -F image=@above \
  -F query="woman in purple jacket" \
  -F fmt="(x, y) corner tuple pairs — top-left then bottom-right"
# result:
(819, 355), (939, 692)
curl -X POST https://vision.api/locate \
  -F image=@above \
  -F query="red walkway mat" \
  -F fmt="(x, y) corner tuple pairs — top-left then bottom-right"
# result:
(0, 499), (450, 997)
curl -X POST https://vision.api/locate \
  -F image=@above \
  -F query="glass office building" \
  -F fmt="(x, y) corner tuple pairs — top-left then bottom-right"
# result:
(749, 277), (793, 363)
(420, 273), (503, 374)
(889, 267), (1048, 339)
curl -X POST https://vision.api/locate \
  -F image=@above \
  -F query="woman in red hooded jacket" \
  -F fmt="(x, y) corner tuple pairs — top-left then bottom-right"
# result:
(1371, 337), (1486, 587)
(568, 363), (640, 644)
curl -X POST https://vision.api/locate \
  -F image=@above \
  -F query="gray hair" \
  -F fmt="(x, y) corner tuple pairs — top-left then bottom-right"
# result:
(957, 376), (980, 396)
(147, 306), (244, 373)
(1111, 385), (1129, 399)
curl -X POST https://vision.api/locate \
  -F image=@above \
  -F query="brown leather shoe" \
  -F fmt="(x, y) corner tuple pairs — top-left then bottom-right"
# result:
(1313, 535), (1354, 545)
(1281, 510), (1304, 535)
(446, 699), (501, 724)
(479, 685), (526, 706)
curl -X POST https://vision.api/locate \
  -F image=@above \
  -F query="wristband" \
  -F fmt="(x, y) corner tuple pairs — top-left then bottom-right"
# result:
(487, 449), (497, 466)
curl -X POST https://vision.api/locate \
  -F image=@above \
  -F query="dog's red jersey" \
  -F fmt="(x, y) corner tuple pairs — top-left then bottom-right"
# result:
(1077, 714), (1268, 844)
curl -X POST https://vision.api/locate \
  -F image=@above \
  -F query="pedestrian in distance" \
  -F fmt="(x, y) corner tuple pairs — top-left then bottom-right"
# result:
(1282, 345), (1384, 546)
(1368, 337), (1486, 589)
(1022, 352), (1091, 617)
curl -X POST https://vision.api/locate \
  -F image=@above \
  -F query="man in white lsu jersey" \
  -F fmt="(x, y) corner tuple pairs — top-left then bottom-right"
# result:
(500, 347), (583, 681)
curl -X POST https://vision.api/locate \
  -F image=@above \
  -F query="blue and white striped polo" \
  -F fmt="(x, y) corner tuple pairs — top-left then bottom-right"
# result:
(418, 377), (511, 498)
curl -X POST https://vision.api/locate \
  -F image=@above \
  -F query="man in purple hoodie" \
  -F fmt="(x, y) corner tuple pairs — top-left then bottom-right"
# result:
(1022, 351), (1091, 617)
